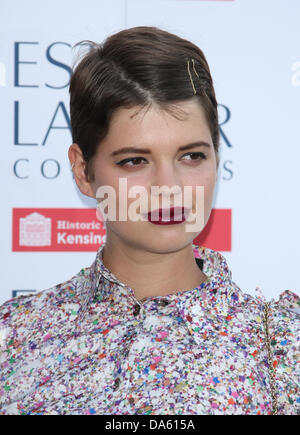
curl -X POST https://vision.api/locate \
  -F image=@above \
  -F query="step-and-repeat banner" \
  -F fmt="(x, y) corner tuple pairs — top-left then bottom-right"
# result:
(1, 0), (299, 305)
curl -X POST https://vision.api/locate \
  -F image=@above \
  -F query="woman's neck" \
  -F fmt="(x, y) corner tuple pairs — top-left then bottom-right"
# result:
(101, 239), (208, 301)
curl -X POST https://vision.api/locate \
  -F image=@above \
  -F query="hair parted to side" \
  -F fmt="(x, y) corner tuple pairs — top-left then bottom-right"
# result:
(69, 26), (220, 183)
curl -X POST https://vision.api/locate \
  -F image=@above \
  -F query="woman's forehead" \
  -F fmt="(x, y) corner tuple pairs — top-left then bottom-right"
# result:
(112, 99), (205, 122)
(104, 102), (211, 149)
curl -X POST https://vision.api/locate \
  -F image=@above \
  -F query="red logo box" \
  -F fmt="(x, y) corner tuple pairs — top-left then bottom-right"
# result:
(12, 208), (231, 252)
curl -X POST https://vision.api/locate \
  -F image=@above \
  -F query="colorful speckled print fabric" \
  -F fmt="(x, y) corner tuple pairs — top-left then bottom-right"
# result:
(0, 244), (299, 415)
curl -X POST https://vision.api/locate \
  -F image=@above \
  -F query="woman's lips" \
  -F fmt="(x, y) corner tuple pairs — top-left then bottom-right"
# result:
(143, 207), (190, 225)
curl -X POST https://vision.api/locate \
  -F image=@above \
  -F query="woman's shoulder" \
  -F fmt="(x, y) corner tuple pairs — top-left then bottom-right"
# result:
(255, 288), (299, 354)
(193, 243), (299, 312)
(0, 264), (91, 348)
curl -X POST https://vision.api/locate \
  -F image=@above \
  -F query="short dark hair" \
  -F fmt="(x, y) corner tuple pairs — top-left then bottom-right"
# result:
(69, 26), (220, 183)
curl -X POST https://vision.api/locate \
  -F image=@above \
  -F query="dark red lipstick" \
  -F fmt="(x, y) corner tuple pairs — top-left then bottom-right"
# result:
(146, 207), (189, 225)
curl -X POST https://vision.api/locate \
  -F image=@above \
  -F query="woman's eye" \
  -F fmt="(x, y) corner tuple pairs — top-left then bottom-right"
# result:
(181, 152), (207, 161)
(116, 157), (147, 167)
(116, 152), (206, 168)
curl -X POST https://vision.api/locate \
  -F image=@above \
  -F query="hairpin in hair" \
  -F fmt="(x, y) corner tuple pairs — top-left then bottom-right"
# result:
(187, 58), (199, 95)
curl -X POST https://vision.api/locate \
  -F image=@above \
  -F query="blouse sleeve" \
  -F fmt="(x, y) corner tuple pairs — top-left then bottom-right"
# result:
(269, 290), (300, 415)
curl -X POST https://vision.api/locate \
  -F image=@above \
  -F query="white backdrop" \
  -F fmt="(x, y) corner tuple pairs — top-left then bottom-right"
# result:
(1, 0), (299, 305)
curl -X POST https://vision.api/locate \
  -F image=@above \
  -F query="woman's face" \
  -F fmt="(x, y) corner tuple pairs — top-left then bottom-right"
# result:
(74, 99), (218, 253)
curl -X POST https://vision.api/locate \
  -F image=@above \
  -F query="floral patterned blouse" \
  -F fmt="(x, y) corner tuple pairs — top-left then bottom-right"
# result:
(0, 243), (299, 415)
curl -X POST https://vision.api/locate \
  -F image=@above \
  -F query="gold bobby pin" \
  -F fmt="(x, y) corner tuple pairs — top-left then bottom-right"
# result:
(187, 58), (200, 95)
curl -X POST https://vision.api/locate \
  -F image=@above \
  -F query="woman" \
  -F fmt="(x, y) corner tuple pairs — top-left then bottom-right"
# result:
(0, 26), (299, 415)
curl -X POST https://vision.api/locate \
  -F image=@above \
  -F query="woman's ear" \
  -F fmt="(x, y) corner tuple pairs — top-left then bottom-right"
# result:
(68, 143), (95, 199)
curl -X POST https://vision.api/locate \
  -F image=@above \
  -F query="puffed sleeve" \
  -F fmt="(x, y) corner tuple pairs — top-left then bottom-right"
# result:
(268, 290), (300, 415)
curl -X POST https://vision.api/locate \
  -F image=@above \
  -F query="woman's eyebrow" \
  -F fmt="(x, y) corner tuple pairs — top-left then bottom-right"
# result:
(110, 141), (211, 157)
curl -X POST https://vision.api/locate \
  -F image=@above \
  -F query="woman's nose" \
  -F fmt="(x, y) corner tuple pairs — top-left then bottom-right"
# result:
(150, 164), (183, 199)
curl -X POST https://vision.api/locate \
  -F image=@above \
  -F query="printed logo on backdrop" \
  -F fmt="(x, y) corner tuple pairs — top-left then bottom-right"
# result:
(13, 208), (106, 251)
(19, 213), (51, 246)
(12, 208), (231, 252)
